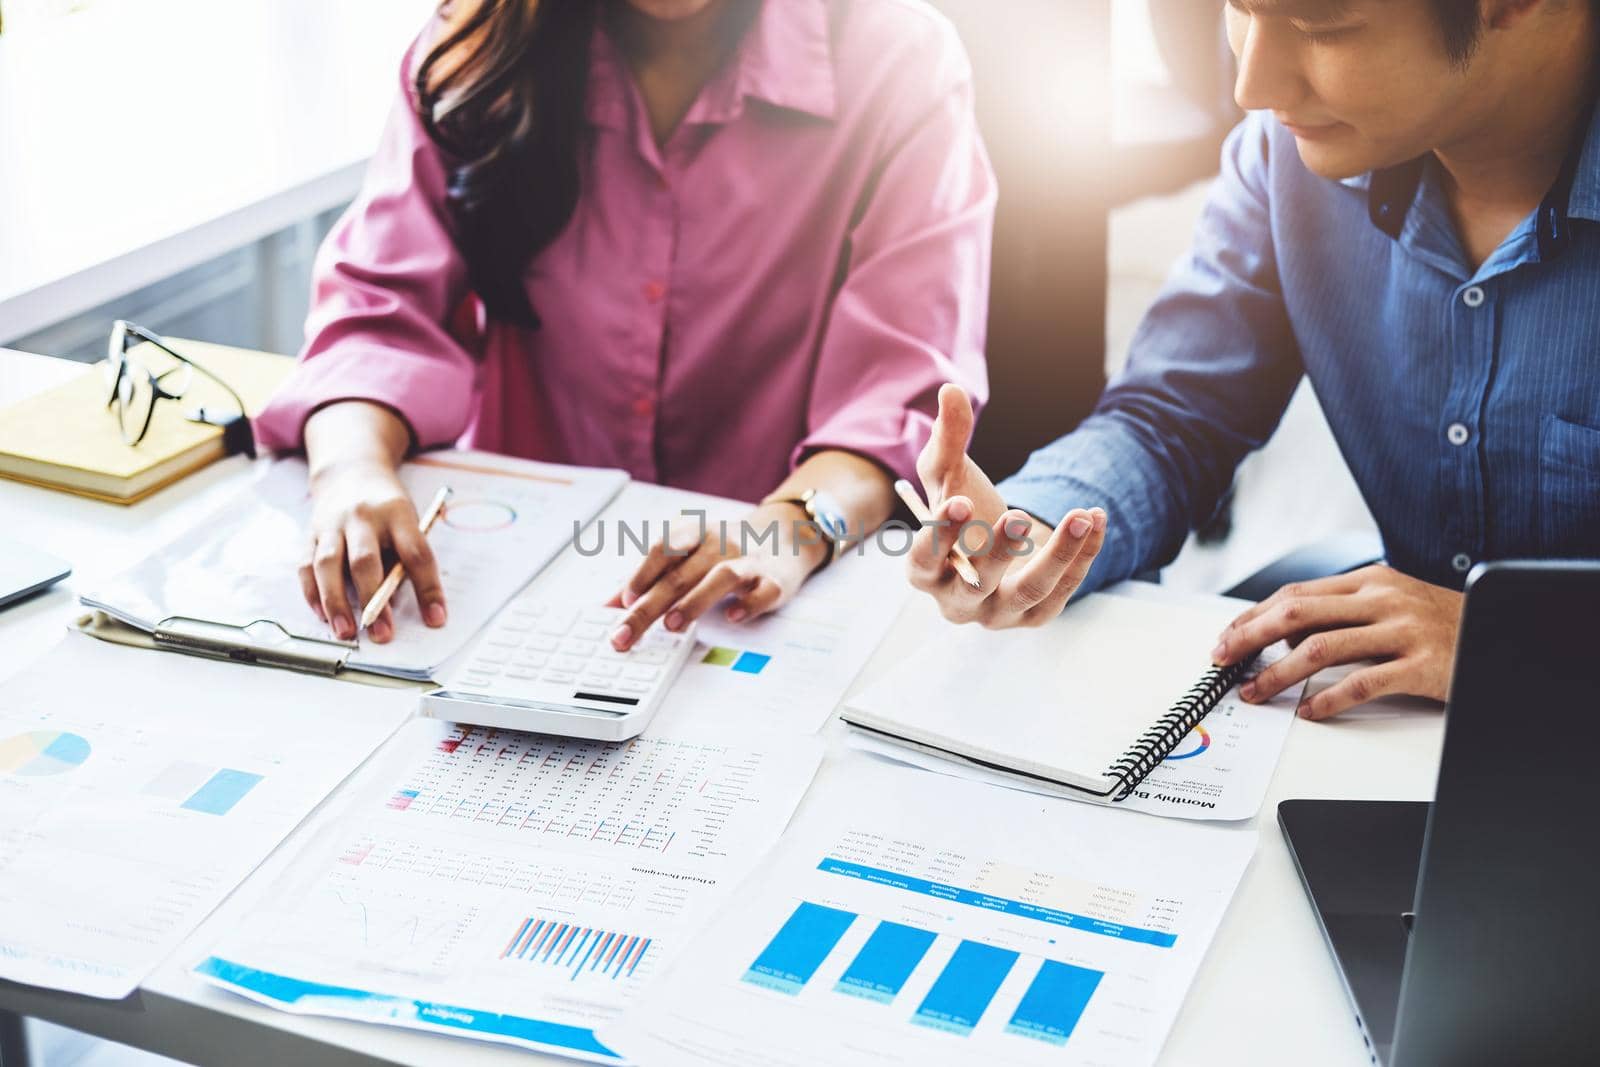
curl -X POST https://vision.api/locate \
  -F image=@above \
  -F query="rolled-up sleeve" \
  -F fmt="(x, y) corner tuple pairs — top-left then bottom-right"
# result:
(793, 30), (994, 481)
(999, 113), (1303, 594)
(252, 37), (476, 454)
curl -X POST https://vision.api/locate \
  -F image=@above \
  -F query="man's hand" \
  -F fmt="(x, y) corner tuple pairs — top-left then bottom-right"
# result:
(915, 383), (1009, 525)
(1212, 565), (1464, 720)
(907, 384), (1108, 628)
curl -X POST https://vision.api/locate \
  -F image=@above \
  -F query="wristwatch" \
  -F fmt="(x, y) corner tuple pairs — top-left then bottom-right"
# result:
(763, 488), (851, 569)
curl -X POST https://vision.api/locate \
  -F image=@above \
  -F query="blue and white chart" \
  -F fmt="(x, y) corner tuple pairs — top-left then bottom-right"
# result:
(196, 719), (822, 1062)
(0, 639), (410, 998)
(606, 754), (1255, 1067)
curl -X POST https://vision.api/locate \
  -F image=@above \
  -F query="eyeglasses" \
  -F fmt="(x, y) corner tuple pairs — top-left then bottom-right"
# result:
(105, 320), (255, 456)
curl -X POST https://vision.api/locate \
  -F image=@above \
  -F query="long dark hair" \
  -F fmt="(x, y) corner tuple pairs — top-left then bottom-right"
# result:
(415, 1), (598, 328)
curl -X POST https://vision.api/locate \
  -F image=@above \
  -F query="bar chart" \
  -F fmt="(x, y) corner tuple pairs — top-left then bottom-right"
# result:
(836, 920), (936, 1003)
(741, 900), (1106, 1047)
(143, 760), (265, 816)
(609, 760), (1256, 1067)
(500, 916), (653, 982)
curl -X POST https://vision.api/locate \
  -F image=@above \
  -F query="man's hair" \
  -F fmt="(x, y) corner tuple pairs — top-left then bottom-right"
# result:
(1429, 0), (1599, 65)
(1427, 0), (1483, 64)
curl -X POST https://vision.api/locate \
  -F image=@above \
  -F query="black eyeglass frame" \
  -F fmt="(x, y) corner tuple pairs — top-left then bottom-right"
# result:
(105, 320), (256, 457)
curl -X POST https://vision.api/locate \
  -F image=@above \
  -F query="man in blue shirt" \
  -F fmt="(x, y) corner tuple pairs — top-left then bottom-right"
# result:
(908, 0), (1600, 719)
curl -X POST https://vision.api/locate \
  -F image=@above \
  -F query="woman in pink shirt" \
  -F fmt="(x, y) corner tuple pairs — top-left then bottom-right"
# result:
(257, 0), (993, 648)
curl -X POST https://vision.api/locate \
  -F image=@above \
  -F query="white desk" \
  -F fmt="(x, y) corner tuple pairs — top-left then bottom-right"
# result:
(0, 0), (435, 345)
(0, 348), (1445, 1066)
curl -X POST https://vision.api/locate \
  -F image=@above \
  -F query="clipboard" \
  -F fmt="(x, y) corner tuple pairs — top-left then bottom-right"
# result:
(73, 611), (428, 690)
(153, 616), (357, 676)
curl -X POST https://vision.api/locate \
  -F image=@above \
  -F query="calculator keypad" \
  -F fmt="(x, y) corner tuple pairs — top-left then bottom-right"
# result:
(447, 600), (691, 709)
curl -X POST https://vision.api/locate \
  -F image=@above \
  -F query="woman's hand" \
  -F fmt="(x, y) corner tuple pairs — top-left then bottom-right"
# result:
(299, 402), (445, 644)
(1213, 565), (1464, 720)
(609, 502), (827, 651)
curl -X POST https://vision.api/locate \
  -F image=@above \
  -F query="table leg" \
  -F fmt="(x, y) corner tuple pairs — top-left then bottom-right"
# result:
(0, 1009), (30, 1067)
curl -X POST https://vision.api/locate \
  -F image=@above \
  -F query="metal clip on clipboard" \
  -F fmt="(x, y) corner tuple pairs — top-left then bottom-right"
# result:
(153, 616), (357, 676)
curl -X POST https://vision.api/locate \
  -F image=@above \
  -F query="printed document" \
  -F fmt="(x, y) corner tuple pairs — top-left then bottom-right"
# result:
(605, 753), (1255, 1067)
(0, 639), (410, 998)
(195, 718), (822, 1061)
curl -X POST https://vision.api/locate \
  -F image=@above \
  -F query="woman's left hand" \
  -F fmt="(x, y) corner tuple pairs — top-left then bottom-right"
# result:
(608, 502), (827, 651)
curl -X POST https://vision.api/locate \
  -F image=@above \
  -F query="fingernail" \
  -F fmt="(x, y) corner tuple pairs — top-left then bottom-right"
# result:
(1067, 516), (1091, 538)
(1240, 681), (1258, 702)
(1298, 701), (1315, 720)
(948, 498), (972, 522)
(371, 619), (392, 643)
(1211, 643), (1228, 663)
(1005, 516), (1029, 539)
(665, 610), (683, 632)
(620, 588), (638, 608)
(425, 603), (447, 627)
(335, 617), (353, 640)
(610, 624), (632, 650)
(1092, 509), (1107, 531)
(726, 606), (747, 622)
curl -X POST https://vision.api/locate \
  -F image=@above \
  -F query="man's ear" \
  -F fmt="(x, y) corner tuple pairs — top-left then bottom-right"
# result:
(1481, 0), (1549, 32)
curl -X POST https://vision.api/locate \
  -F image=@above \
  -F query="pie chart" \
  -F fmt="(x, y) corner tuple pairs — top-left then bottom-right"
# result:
(0, 730), (92, 776)
(1163, 724), (1211, 762)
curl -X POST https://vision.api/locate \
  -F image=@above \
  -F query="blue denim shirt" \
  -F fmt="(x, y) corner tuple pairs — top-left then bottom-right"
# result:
(1000, 109), (1600, 593)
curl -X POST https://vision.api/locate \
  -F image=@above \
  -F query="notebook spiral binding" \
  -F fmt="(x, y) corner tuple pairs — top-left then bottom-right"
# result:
(1104, 653), (1261, 801)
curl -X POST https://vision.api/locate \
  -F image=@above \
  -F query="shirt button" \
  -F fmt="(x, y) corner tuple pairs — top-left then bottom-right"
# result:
(631, 396), (654, 418)
(643, 281), (666, 303)
(1451, 553), (1473, 574)
(1461, 286), (1486, 308)
(1446, 422), (1470, 446)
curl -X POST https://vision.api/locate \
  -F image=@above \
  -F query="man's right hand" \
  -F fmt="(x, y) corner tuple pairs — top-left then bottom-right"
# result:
(299, 402), (447, 643)
(906, 384), (1108, 628)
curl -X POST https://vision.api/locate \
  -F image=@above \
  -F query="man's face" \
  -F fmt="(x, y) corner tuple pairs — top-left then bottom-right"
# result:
(1224, 0), (1482, 178)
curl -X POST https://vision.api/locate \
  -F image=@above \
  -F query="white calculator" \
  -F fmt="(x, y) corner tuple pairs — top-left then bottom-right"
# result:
(420, 600), (697, 741)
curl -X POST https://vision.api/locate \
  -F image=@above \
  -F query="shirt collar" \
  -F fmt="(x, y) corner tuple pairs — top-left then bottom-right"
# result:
(1564, 96), (1600, 222)
(729, 0), (837, 122)
(587, 0), (837, 132)
(1365, 94), (1600, 258)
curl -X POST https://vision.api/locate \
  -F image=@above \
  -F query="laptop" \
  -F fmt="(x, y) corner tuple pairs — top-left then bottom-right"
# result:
(0, 537), (71, 610)
(1279, 560), (1600, 1067)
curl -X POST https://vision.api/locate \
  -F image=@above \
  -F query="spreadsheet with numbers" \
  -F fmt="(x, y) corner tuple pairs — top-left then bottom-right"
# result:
(196, 718), (823, 1060)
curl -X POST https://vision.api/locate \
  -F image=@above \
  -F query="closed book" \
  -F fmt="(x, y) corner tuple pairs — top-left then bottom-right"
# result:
(0, 340), (292, 503)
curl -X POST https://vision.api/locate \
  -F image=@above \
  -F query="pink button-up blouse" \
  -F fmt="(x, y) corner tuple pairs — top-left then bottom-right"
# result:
(254, 0), (995, 502)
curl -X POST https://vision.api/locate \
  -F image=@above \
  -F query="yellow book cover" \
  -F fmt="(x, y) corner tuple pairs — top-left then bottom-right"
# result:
(0, 339), (294, 503)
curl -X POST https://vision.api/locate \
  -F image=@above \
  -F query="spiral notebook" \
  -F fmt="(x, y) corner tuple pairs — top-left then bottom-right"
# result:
(840, 592), (1262, 805)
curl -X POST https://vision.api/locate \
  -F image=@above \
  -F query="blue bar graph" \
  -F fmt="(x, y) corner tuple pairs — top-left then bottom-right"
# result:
(835, 921), (937, 1003)
(180, 769), (264, 816)
(1005, 960), (1104, 1046)
(501, 918), (652, 981)
(742, 902), (856, 995)
(911, 941), (1019, 1036)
